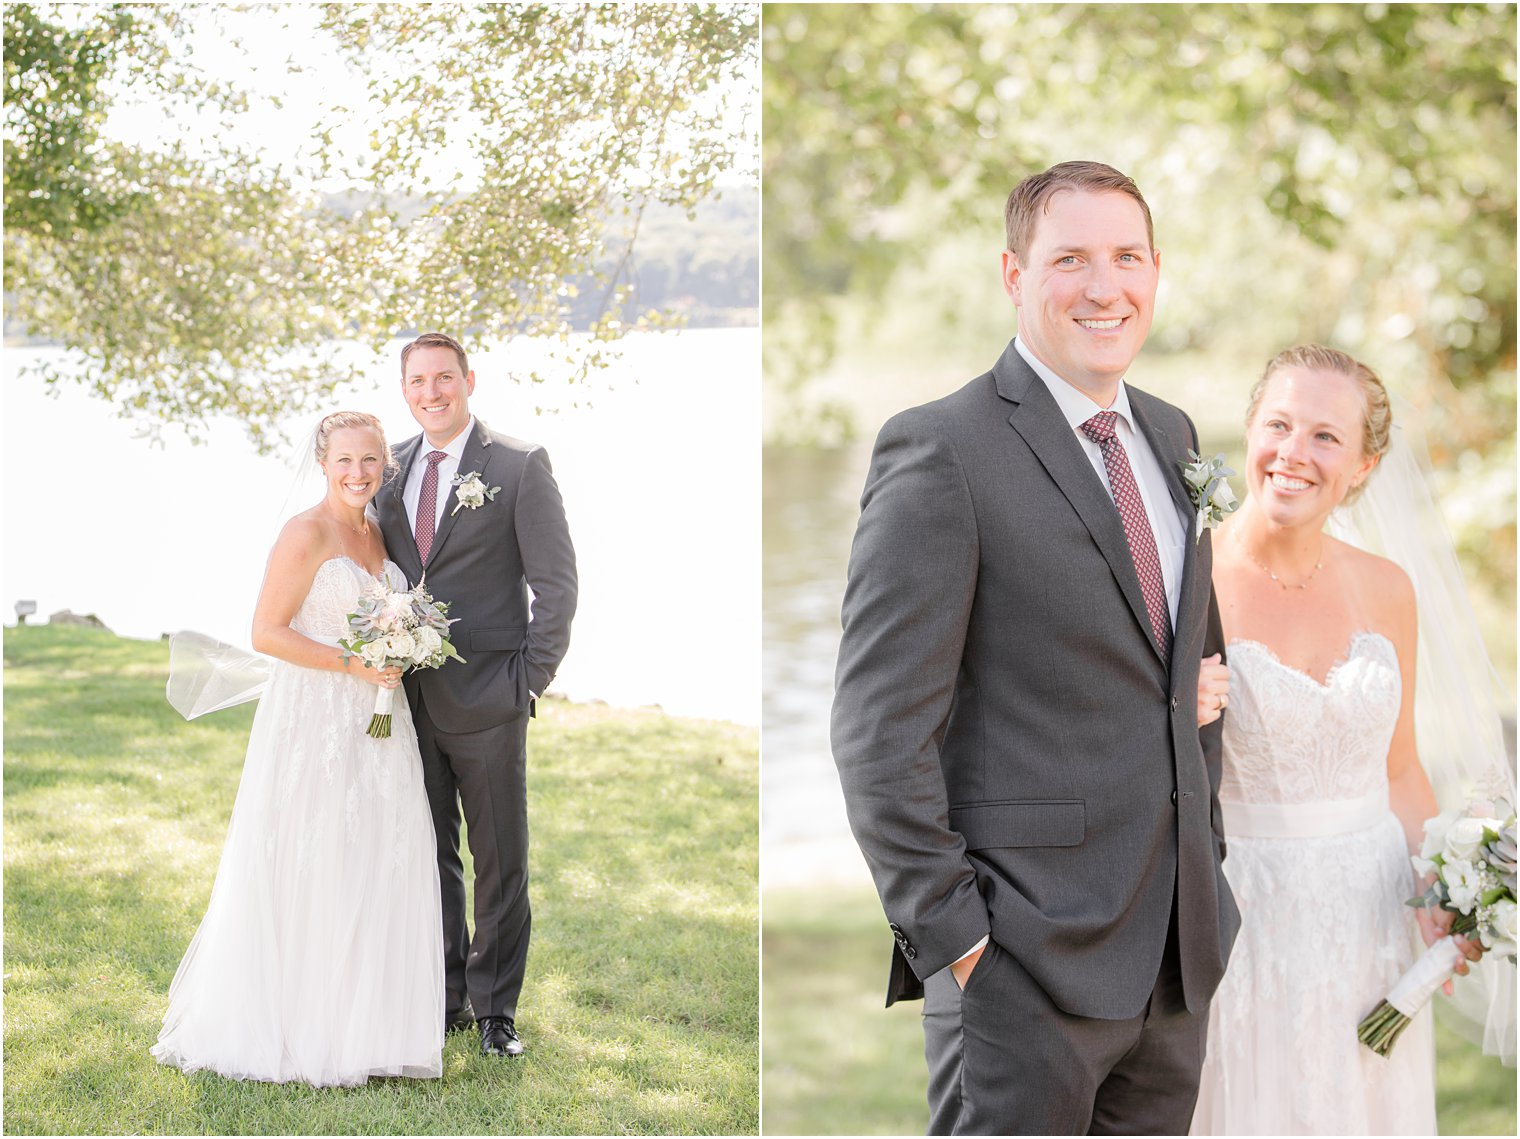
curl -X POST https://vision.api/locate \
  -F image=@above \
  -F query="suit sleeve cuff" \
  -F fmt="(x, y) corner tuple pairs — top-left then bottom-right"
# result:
(952, 935), (989, 966)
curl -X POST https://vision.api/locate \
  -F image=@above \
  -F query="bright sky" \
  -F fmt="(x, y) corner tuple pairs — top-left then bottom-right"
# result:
(92, 2), (757, 195)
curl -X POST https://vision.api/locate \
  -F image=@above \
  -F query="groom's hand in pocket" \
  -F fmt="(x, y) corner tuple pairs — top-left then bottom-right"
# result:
(950, 943), (986, 991)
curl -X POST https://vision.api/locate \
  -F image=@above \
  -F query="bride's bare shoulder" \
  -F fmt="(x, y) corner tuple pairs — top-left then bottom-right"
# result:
(1328, 536), (1416, 640)
(1329, 537), (1413, 598)
(269, 511), (334, 567)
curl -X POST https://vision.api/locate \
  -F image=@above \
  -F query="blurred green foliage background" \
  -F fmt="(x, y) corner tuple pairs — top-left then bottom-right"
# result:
(762, 1), (1514, 614)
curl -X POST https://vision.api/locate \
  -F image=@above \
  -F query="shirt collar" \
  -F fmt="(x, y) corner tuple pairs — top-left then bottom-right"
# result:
(1014, 336), (1136, 435)
(426, 416), (476, 460)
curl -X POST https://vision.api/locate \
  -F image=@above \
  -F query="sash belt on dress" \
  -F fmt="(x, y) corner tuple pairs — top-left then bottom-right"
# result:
(1220, 786), (1390, 839)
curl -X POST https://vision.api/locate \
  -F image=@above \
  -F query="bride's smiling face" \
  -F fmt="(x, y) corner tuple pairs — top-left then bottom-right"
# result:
(322, 427), (387, 509)
(1245, 367), (1378, 528)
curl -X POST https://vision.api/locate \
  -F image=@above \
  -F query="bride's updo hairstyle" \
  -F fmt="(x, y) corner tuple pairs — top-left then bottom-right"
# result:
(1245, 344), (1392, 506)
(314, 410), (397, 474)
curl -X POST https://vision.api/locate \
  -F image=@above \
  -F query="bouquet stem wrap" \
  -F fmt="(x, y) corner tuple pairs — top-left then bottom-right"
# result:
(1357, 936), (1466, 1056)
(368, 685), (395, 739)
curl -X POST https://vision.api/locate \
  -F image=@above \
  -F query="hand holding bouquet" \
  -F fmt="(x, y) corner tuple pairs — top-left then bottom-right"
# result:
(1357, 798), (1517, 1056)
(340, 579), (465, 737)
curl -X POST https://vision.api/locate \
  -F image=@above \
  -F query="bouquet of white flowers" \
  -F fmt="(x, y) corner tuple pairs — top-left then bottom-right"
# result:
(339, 579), (465, 737)
(1357, 797), (1518, 1056)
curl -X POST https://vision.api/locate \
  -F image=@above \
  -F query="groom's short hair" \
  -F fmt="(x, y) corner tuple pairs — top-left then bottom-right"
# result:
(1004, 161), (1154, 261)
(401, 331), (469, 378)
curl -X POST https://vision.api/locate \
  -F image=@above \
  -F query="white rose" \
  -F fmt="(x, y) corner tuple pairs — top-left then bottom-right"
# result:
(1445, 816), (1498, 862)
(1479, 898), (1518, 958)
(384, 630), (416, 660)
(457, 481), (484, 506)
(413, 626), (442, 658)
(1209, 480), (1237, 512)
(1491, 898), (1518, 946)
(359, 640), (389, 668)
(1421, 808), (1462, 860)
(1445, 858), (1483, 912)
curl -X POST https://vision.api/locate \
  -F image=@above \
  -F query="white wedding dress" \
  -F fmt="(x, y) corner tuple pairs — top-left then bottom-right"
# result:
(1191, 631), (1436, 1135)
(152, 556), (444, 1087)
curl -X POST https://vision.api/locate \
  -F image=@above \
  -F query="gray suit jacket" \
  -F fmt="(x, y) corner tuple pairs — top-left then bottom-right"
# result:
(831, 341), (1239, 1019)
(377, 419), (577, 734)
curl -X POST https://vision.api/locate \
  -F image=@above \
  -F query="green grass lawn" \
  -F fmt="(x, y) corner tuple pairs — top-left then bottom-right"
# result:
(4, 625), (758, 1135)
(762, 887), (1518, 1136)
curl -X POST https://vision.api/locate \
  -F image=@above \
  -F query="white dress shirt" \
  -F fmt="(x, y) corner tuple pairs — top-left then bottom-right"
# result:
(1014, 337), (1184, 627)
(402, 416), (477, 537)
(952, 341), (1187, 974)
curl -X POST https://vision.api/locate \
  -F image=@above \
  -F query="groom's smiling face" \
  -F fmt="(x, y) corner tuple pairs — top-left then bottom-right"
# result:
(1001, 189), (1159, 402)
(403, 345), (477, 446)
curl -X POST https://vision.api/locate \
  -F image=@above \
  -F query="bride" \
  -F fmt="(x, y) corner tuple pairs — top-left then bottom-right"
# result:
(1188, 346), (1494, 1135)
(152, 411), (444, 1087)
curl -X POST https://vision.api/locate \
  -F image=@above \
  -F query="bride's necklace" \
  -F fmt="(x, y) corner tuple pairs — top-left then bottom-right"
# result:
(1239, 532), (1325, 591)
(325, 504), (370, 538)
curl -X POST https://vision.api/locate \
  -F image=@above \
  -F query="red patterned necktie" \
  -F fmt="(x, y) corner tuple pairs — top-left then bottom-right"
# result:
(413, 450), (449, 566)
(1079, 411), (1172, 659)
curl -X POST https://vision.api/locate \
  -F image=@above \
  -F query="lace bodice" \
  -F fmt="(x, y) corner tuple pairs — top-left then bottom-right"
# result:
(1219, 631), (1401, 805)
(291, 557), (405, 644)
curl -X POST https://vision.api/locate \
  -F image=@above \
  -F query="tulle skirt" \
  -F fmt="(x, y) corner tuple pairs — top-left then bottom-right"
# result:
(152, 661), (444, 1087)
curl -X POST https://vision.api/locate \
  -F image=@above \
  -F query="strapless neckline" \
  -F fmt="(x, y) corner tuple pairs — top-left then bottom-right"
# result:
(1228, 630), (1394, 690)
(322, 554), (399, 582)
(293, 557), (404, 644)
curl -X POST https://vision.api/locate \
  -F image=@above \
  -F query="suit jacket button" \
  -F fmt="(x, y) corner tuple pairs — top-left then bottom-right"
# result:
(1170, 695), (1180, 711)
(1171, 789), (1179, 805)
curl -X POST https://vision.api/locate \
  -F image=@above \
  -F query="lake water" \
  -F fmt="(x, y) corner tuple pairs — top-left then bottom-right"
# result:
(761, 442), (877, 888)
(3, 328), (759, 726)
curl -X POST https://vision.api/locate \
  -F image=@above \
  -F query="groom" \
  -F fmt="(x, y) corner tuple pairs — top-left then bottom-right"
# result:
(831, 162), (1239, 1134)
(377, 331), (577, 1058)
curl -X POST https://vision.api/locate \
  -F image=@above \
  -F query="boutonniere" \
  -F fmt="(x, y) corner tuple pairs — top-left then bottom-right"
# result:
(450, 470), (501, 515)
(1180, 450), (1239, 542)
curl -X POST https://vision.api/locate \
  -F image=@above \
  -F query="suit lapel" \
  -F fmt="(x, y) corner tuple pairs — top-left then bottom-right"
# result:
(421, 420), (494, 568)
(392, 435), (421, 505)
(996, 347), (1165, 665)
(1129, 396), (1206, 671)
(385, 435), (425, 584)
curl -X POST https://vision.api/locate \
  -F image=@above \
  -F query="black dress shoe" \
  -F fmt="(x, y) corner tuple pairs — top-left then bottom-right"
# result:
(479, 1015), (524, 1057)
(446, 1000), (476, 1034)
